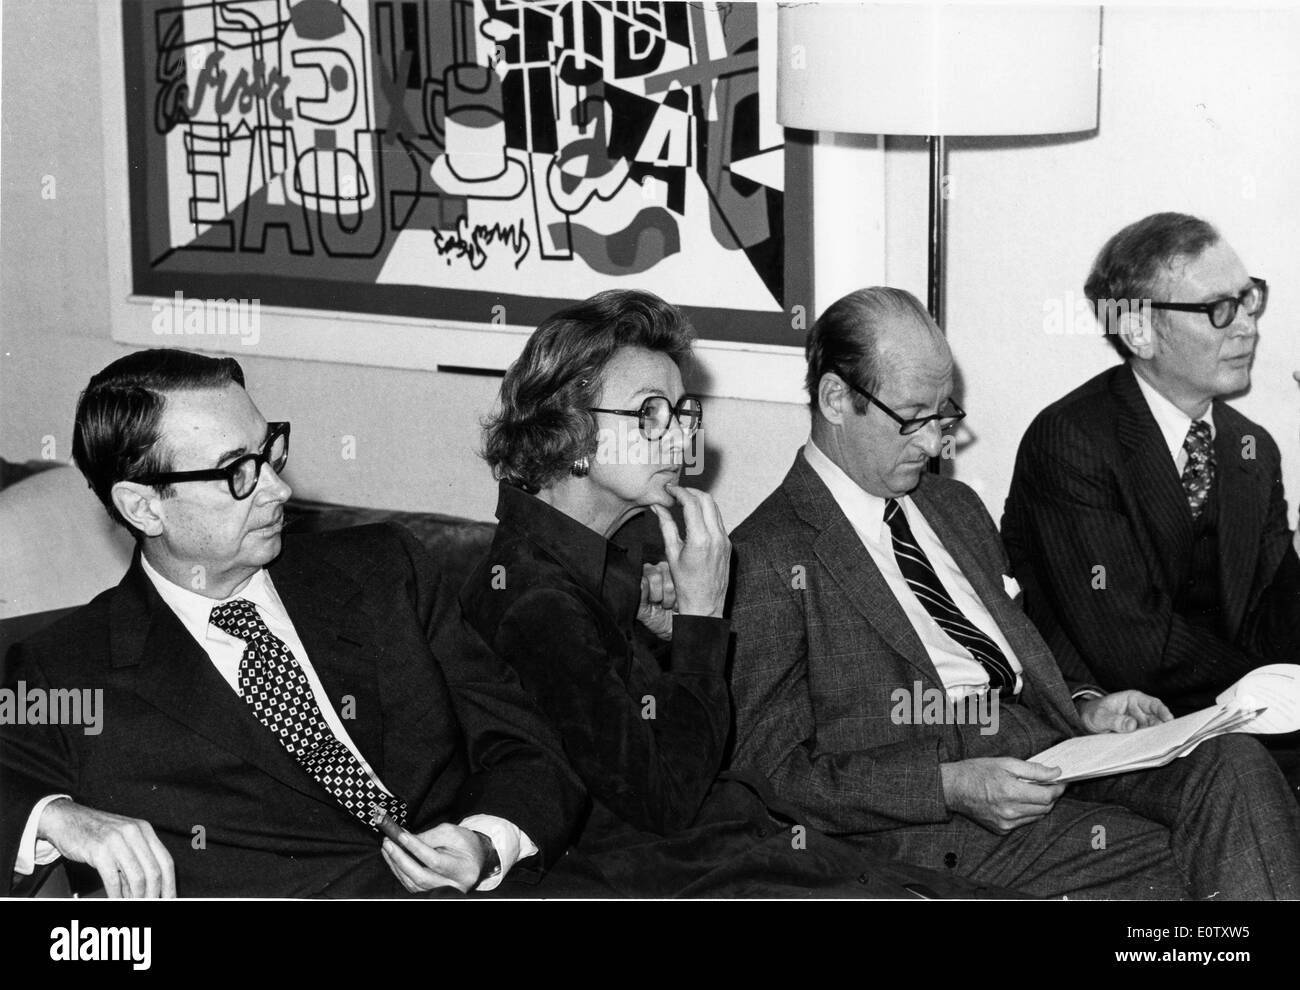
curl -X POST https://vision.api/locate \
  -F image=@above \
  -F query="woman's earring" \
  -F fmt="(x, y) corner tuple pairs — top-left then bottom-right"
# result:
(571, 455), (590, 478)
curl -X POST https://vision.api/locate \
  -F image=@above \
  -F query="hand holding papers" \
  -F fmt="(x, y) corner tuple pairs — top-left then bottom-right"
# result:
(1031, 664), (1300, 783)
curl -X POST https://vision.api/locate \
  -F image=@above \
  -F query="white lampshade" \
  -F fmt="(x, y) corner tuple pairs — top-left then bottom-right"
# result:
(778, 3), (1101, 136)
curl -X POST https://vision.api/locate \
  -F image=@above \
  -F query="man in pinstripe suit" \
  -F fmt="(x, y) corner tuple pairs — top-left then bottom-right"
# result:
(728, 286), (1300, 899)
(1002, 215), (1300, 770)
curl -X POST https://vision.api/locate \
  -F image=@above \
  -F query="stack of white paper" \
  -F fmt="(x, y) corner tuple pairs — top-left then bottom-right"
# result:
(1031, 664), (1300, 783)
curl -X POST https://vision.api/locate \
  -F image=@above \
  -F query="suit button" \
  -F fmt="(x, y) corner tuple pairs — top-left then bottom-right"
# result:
(857, 873), (871, 885)
(944, 852), (958, 869)
(754, 826), (769, 839)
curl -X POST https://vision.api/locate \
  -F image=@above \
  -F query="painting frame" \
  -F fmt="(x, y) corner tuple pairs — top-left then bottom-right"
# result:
(101, 0), (810, 402)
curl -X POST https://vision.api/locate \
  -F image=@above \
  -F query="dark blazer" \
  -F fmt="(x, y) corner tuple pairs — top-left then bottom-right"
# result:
(0, 522), (583, 897)
(729, 452), (1085, 865)
(460, 483), (732, 842)
(1002, 363), (1300, 714)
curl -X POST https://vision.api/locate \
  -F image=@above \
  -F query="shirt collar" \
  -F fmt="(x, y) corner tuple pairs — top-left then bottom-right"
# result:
(1132, 367), (1216, 462)
(494, 482), (643, 624)
(140, 552), (283, 646)
(803, 437), (892, 539)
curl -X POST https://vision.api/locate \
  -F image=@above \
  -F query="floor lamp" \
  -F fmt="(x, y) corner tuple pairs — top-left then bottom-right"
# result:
(777, 3), (1101, 328)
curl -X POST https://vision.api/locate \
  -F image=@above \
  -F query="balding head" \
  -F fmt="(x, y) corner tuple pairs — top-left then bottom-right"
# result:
(806, 287), (956, 498)
(806, 287), (949, 418)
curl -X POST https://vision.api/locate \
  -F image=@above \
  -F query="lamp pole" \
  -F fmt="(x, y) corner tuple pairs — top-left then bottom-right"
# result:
(927, 134), (946, 474)
(927, 134), (946, 328)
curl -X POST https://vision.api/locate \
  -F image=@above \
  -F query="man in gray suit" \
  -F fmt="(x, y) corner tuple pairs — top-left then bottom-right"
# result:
(728, 286), (1300, 898)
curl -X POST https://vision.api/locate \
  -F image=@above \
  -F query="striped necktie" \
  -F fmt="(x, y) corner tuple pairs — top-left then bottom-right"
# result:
(883, 498), (1016, 696)
(210, 598), (407, 829)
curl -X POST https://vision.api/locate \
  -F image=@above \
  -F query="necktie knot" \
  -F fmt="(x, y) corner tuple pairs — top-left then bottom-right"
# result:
(1184, 419), (1212, 454)
(883, 497), (903, 528)
(209, 598), (268, 641)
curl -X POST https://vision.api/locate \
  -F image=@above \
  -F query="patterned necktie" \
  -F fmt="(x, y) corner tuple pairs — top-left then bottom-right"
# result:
(883, 498), (1016, 696)
(1181, 420), (1215, 520)
(209, 598), (406, 829)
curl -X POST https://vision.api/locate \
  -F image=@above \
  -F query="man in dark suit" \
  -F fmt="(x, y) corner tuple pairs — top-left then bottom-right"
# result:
(729, 286), (1300, 898)
(1, 349), (582, 897)
(1002, 213), (1300, 721)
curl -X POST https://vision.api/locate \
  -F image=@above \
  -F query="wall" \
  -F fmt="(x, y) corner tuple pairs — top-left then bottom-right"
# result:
(883, 6), (1300, 521)
(4, 3), (1300, 530)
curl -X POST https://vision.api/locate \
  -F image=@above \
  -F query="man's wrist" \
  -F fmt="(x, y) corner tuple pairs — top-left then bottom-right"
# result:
(36, 796), (74, 842)
(470, 829), (501, 886)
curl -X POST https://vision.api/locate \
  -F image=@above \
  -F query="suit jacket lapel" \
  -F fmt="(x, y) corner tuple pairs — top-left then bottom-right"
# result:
(1112, 365), (1194, 590)
(114, 544), (390, 807)
(113, 554), (334, 805)
(784, 454), (945, 693)
(1212, 407), (1265, 636)
(269, 544), (386, 776)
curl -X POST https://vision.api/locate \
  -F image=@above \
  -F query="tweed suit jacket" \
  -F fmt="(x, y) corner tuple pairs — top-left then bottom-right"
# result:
(1, 522), (584, 896)
(1002, 363), (1300, 714)
(729, 451), (1087, 855)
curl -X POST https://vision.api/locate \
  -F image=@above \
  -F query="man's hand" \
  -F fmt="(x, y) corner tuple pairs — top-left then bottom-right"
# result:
(637, 561), (676, 641)
(940, 758), (1065, 835)
(1077, 690), (1173, 734)
(38, 798), (176, 898)
(381, 822), (487, 894)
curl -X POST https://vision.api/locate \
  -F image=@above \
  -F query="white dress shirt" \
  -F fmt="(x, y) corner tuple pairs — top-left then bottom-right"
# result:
(803, 439), (1024, 699)
(18, 555), (535, 891)
(1133, 368), (1216, 474)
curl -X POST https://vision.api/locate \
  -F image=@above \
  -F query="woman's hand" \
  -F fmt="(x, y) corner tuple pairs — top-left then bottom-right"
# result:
(649, 484), (731, 619)
(637, 561), (676, 640)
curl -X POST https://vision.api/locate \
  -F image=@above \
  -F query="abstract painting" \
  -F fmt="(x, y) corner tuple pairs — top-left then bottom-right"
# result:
(122, 0), (805, 347)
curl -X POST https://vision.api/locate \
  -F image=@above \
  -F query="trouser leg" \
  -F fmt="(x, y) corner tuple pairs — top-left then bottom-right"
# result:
(1078, 734), (1300, 900)
(950, 796), (1189, 900)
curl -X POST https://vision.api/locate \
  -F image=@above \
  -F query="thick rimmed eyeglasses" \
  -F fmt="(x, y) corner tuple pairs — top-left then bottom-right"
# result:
(1148, 276), (1268, 330)
(833, 370), (965, 436)
(136, 422), (290, 500)
(588, 395), (702, 441)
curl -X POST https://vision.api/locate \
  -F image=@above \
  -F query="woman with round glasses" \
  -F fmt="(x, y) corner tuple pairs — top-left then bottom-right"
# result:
(460, 290), (957, 897)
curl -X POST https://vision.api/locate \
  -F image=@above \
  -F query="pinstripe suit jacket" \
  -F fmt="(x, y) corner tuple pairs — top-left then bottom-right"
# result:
(1002, 363), (1300, 714)
(728, 451), (1087, 859)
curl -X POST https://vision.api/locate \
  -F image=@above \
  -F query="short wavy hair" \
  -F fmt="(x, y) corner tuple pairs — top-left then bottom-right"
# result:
(1085, 212), (1220, 358)
(72, 348), (245, 536)
(483, 290), (694, 491)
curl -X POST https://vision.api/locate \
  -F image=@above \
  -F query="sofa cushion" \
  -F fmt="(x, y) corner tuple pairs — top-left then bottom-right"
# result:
(283, 499), (495, 596)
(0, 465), (134, 620)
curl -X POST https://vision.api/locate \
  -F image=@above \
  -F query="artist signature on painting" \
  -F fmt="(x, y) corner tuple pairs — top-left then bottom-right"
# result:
(433, 216), (531, 271)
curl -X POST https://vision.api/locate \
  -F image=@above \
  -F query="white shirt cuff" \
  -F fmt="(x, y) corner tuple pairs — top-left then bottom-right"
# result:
(15, 795), (72, 875)
(457, 814), (537, 892)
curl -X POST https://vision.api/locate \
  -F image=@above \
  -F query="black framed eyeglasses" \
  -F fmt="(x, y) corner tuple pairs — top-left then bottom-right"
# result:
(588, 395), (702, 441)
(833, 370), (965, 436)
(1148, 276), (1268, 330)
(136, 422), (290, 500)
